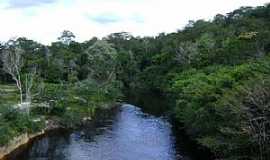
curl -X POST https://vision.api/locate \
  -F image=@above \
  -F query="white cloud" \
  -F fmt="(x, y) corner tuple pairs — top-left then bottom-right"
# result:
(0, 0), (268, 44)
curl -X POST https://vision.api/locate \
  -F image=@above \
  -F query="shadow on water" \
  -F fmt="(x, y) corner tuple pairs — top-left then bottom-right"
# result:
(125, 90), (213, 160)
(125, 90), (170, 116)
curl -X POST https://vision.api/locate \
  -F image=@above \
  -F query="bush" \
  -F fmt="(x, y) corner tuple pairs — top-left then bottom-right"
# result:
(0, 105), (44, 146)
(0, 123), (14, 146)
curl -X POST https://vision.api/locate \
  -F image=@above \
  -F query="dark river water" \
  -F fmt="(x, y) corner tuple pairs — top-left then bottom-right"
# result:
(8, 104), (201, 160)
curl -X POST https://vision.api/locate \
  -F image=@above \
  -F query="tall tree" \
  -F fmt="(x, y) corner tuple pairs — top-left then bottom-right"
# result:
(85, 40), (117, 84)
(58, 30), (76, 45)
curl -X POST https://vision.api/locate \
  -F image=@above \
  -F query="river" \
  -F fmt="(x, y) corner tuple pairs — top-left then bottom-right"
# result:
(7, 104), (203, 160)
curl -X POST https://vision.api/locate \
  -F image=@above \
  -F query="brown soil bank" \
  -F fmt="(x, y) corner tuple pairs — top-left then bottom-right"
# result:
(0, 120), (60, 160)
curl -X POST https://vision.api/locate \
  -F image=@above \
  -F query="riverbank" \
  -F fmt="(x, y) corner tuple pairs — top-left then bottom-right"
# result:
(0, 119), (61, 160)
(0, 103), (120, 160)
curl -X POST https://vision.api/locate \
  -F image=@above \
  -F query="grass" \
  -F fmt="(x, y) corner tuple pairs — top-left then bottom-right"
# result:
(0, 84), (19, 105)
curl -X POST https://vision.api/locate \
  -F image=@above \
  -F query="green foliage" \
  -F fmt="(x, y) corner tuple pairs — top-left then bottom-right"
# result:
(170, 58), (270, 159)
(85, 40), (117, 83)
(0, 105), (45, 146)
(31, 79), (122, 126)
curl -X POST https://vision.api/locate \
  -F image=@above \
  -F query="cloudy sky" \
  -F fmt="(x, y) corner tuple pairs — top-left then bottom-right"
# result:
(0, 0), (268, 44)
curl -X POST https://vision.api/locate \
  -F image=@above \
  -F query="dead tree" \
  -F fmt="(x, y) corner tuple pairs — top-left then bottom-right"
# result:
(243, 82), (270, 160)
(2, 46), (24, 104)
(1, 44), (40, 114)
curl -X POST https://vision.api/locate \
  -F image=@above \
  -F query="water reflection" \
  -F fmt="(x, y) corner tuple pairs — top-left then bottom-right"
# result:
(10, 104), (191, 160)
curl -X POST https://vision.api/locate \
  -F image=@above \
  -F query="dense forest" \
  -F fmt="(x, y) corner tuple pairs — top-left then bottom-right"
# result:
(1, 3), (270, 160)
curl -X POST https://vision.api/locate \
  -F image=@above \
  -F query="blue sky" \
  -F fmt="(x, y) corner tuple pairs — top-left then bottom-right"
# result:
(0, 0), (268, 44)
(6, 0), (56, 8)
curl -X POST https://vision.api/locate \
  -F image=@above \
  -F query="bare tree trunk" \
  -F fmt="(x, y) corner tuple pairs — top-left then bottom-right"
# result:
(16, 67), (23, 104)
(2, 46), (24, 104)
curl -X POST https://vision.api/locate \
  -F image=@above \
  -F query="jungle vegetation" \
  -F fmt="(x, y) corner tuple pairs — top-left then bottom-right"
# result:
(1, 3), (270, 160)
